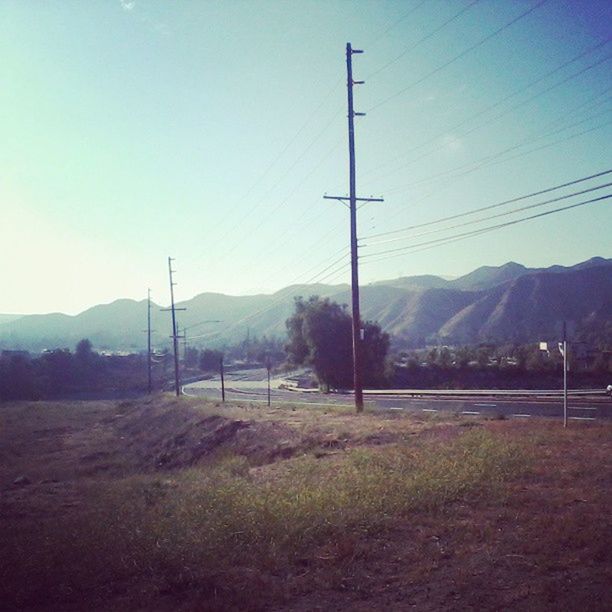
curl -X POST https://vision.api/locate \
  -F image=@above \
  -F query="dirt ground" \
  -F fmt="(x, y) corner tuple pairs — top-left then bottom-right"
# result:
(1, 396), (610, 611)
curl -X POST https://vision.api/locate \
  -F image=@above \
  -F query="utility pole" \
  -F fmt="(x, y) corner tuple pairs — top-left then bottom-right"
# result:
(183, 326), (188, 363)
(562, 321), (568, 428)
(266, 354), (271, 407)
(324, 42), (383, 413)
(147, 288), (152, 393)
(220, 354), (225, 402)
(161, 257), (186, 397)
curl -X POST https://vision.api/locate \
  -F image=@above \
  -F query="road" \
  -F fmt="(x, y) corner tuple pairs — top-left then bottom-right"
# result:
(183, 369), (612, 421)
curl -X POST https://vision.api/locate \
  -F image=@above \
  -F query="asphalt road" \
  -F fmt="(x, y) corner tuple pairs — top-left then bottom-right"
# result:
(183, 370), (611, 421)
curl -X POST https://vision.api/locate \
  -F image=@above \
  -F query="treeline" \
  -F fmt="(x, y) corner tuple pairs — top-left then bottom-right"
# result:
(393, 343), (611, 389)
(184, 336), (286, 374)
(0, 340), (154, 401)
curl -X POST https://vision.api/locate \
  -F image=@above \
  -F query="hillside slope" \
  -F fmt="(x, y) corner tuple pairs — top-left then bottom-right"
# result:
(0, 258), (609, 350)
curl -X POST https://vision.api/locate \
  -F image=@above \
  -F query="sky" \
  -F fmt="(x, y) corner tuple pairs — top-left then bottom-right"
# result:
(1, 0), (611, 314)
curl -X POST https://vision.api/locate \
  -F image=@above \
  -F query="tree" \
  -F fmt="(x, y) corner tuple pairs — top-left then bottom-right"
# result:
(437, 346), (452, 369)
(362, 321), (391, 387)
(75, 338), (93, 362)
(285, 296), (390, 390)
(200, 349), (223, 372)
(185, 347), (199, 368)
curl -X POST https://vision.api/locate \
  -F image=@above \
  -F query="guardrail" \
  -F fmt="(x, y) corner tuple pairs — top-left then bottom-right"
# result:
(363, 388), (608, 398)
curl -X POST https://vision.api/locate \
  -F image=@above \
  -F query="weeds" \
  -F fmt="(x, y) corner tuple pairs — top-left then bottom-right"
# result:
(0, 429), (525, 609)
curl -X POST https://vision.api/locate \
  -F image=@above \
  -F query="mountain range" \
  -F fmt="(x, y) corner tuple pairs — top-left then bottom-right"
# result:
(1, 257), (610, 352)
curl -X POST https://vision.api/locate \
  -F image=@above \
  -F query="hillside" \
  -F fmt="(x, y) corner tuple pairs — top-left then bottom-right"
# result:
(0, 258), (609, 351)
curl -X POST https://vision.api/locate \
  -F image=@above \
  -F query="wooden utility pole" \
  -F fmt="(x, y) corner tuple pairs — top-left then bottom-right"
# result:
(220, 354), (225, 402)
(324, 42), (383, 412)
(266, 354), (271, 407)
(161, 257), (186, 397)
(562, 321), (568, 428)
(147, 288), (152, 393)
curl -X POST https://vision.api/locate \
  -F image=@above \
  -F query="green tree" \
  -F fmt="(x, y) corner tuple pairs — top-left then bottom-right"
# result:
(75, 338), (94, 365)
(200, 349), (223, 372)
(285, 296), (390, 390)
(437, 346), (452, 369)
(185, 347), (199, 368)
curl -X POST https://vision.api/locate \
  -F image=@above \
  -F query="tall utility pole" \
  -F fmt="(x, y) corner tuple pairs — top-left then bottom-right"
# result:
(562, 321), (568, 428)
(266, 354), (271, 407)
(147, 288), (152, 393)
(324, 42), (383, 412)
(161, 257), (186, 397)
(220, 354), (225, 402)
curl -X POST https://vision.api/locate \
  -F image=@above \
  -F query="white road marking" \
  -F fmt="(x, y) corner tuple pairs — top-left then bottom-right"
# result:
(462, 411), (481, 415)
(568, 416), (596, 421)
(512, 414), (531, 418)
(422, 408), (438, 412)
(571, 406), (597, 411)
(474, 403), (497, 407)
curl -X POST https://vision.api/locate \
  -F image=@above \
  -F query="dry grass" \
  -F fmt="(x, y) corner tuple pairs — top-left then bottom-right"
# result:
(0, 396), (610, 611)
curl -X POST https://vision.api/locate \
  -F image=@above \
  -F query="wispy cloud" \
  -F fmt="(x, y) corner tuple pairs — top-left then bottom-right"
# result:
(120, 0), (135, 11)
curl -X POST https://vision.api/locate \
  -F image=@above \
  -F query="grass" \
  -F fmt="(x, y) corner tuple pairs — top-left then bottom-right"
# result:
(0, 397), (610, 611)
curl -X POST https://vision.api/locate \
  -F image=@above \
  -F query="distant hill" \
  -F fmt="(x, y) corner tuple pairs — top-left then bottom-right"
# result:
(0, 314), (22, 326)
(0, 258), (609, 351)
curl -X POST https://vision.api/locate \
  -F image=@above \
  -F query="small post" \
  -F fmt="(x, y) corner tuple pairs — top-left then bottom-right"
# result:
(266, 355), (271, 407)
(220, 354), (225, 403)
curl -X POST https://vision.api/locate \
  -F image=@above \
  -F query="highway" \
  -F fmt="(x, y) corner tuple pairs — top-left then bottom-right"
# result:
(183, 369), (611, 421)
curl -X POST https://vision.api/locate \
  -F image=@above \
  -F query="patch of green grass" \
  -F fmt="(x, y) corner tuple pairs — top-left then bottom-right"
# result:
(0, 429), (526, 609)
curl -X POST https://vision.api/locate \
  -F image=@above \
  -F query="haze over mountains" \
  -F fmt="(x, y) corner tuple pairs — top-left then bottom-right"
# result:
(1, 257), (610, 352)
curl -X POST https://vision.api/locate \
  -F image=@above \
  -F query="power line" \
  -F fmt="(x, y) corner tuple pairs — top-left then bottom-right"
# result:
(362, 193), (612, 263)
(368, 0), (549, 113)
(364, 38), (611, 180)
(196, 80), (344, 258)
(363, 168), (612, 240)
(215, 247), (353, 345)
(372, 56), (612, 191)
(452, 115), (612, 184)
(364, 180), (612, 248)
(201, 112), (343, 267)
(384, 103), (612, 196)
(366, 0), (480, 80)
(368, 0), (429, 44)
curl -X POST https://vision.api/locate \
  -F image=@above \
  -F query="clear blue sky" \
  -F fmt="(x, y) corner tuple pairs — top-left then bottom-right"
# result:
(1, 0), (611, 314)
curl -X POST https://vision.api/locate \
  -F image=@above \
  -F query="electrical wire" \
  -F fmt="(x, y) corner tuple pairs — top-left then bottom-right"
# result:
(363, 168), (612, 240)
(367, 0), (430, 47)
(364, 181), (612, 247)
(367, 0), (549, 113)
(364, 38), (611, 180)
(366, 0), (480, 80)
(384, 102), (612, 195)
(362, 193), (612, 263)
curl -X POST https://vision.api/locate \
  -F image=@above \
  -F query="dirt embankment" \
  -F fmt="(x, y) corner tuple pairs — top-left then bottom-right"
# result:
(1, 396), (434, 489)
(111, 399), (303, 470)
